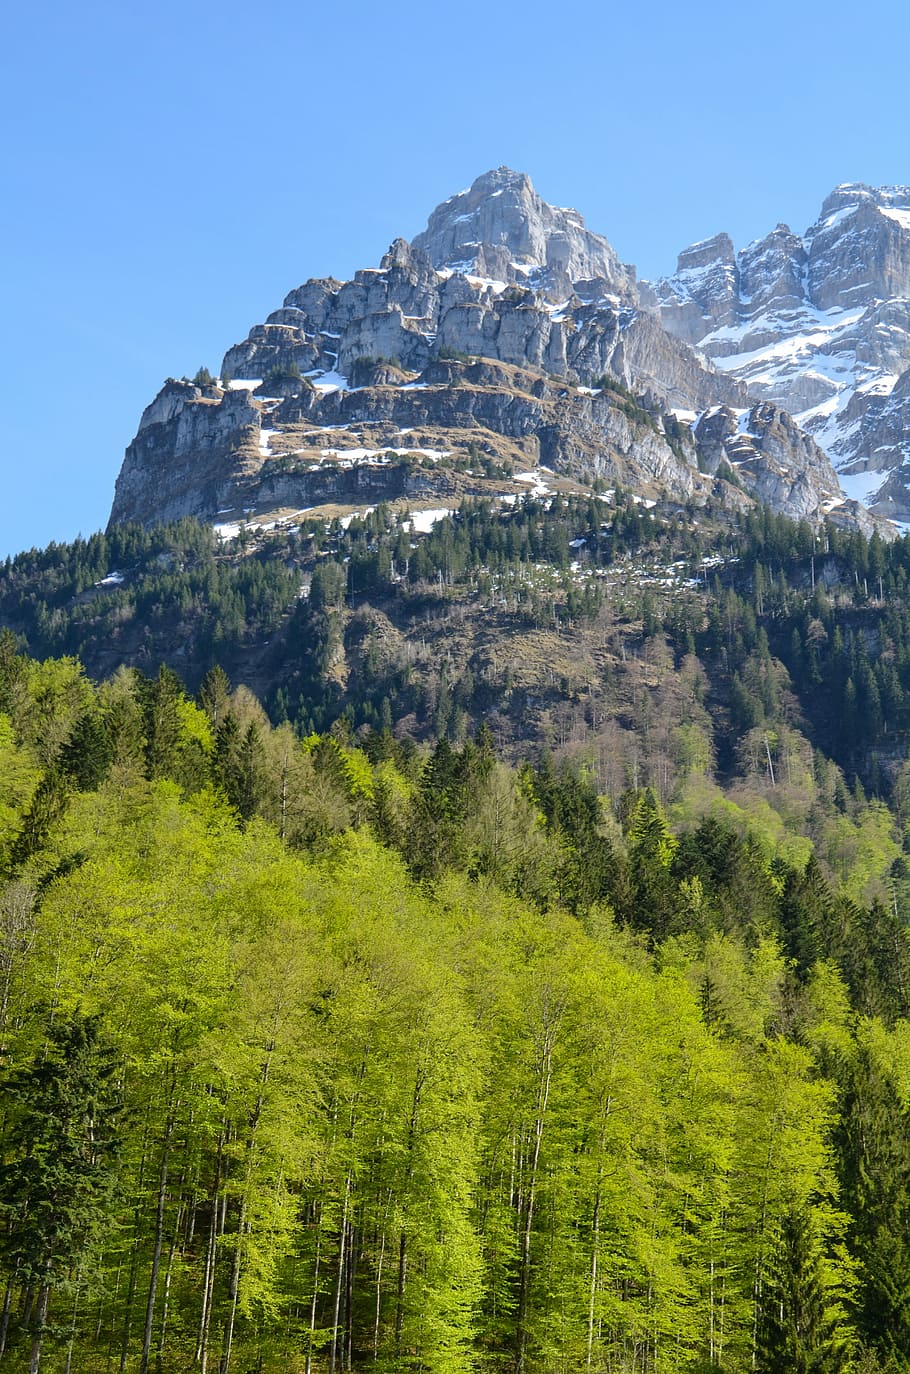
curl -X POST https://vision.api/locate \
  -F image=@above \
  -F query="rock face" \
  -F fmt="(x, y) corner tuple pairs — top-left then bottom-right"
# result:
(649, 183), (910, 519)
(110, 170), (888, 538)
(110, 382), (261, 528)
(412, 166), (638, 302)
(691, 403), (879, 534)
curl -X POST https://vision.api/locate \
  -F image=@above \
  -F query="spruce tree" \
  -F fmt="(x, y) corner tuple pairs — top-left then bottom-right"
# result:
(198, 664), (231, 727)
(837, 1049), (910, 1366)
(756, 1207), (849, 1373)
(0, 1014), (121, 1372)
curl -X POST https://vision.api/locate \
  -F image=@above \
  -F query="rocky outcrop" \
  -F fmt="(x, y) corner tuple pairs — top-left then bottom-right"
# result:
(567, 307), (750, 411)
(109, 383), (261, 527)
(835, 366), (910, 516)
(109, 351), (719, 529)
(216, 221), (747, 423)
(806, 185), (910, 310)
(641, 234), (740, 344)
(739, 224), (807, 314)
(254, 459), (452, 513)
(693, 404), (842, 522)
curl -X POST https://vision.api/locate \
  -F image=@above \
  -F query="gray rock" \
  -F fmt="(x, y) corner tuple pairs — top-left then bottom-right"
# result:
(648, 182), (910, 524)
(806, 185), (910, 310)
(109, 385), (261, 527)
(412, 167), (638, 301)
(337, 306), (433, 375)
(110, 169), (875, 538)
(739, 224), (806, 313)
(693, 403), (839, 521)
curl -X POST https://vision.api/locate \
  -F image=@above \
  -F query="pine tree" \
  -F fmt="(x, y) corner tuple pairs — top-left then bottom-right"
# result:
(756, 1207), (850, 1373)
(836, 1048), (910, 1366)
(198, 664), (231, 727)
(0, 1014), (121, 1373)
(135, 665), (184, 781)
(625, 787), (678, 938)
(8, 768), (68, 869)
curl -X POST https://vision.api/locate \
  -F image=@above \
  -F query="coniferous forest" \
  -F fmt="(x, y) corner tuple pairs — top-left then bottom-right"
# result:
(7, 499), (910, 1371)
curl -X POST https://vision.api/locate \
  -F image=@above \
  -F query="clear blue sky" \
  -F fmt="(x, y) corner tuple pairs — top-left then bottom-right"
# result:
(2, 0), (907, 559)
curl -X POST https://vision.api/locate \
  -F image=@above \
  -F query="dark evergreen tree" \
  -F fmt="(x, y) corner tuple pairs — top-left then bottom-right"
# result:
(624, 787), (677, 939)
(8, 770), (69, 870)
(756, 1207), (850, 1374)
(0, 630), (26, 721)
(836, 1049), (910, 1367)
(197, 664), (232, 727)
(234, 721), (270, 822)
(57, 709), (113, 791)
(136, 665), (184, 781)
(0, 1014), (121, 1373)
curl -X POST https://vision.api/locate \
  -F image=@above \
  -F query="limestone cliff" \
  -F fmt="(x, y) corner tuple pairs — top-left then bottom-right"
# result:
(109, 170), (880, 538)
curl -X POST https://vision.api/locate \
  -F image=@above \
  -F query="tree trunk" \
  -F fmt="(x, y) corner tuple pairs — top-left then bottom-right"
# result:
(305, 1211), (323, 1374)
(394, 1232), (407, 1358)
(156, 1200), (184, 1372)
(586, 1187), (601, 1373)
(516, 1026), (555, 1374)
(63, 1269), (82, 1374)
(329, 1172), (352, 1374)
(219, 1200), (246, 1374)
(373, 1226), (386, 1358)
(27, 1279), (50, 1374)
(344, 1221), (356, 1371)
(0, 1267), (17, 1358)
(196, 1128), (226, 1372)
(139, 1099), (177, 1374)
(120, 1109), (152, 1372)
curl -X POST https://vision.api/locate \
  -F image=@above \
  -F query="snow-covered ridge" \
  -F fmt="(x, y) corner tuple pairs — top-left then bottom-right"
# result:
(648, 182), (910, 520)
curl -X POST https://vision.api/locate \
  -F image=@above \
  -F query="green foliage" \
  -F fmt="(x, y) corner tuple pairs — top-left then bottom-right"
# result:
(2, 561), (910, 1368)
(595, 372), (662, 431)
(0, 1012), (121, 1367)
(264, 359), (302, 387)
(756, 1207), (851, 1373)
(436, 346), (477, 362)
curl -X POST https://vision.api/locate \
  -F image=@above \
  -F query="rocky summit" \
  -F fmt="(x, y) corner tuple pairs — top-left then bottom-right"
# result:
(109, 170), (902, 540)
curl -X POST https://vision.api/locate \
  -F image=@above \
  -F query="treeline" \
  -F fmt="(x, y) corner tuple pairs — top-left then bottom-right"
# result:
(3, 641), (910, 1369)
(692, 510), (910, 780)
(0, 498), (686, 675)
(6, 502), (910, 795)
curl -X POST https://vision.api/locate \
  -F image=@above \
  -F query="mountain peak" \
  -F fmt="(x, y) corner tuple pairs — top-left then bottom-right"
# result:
(411, 168), (637, 300)
(465, 165), (533, 196)
(815, 182), (910, 227)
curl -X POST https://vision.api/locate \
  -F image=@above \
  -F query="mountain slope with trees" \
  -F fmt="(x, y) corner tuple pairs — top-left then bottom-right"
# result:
(0, 634), (909, 1370)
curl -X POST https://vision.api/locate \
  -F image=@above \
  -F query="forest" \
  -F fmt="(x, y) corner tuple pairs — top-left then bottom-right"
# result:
(2, 499), (909, 791)
(3, 627), (910, 1372)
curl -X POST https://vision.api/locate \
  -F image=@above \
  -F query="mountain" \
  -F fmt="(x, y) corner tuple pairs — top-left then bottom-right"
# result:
(109, 169), (884, 541)
(646, 183), (910, 519)
(410, 165), (638, 299)
(13, 175), (910, 1374)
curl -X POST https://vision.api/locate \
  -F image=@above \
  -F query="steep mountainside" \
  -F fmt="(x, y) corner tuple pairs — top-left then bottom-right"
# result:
(111, 170), (882, 540)
(647, 183), (910, 519)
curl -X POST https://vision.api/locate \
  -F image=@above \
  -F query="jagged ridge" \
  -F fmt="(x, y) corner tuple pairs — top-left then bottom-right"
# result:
(109, 170), (890, 540)
(647, 183), (910, 520)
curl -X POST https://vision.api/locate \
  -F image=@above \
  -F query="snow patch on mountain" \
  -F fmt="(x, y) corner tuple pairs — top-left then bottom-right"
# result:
(649, 184), (910, 520)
